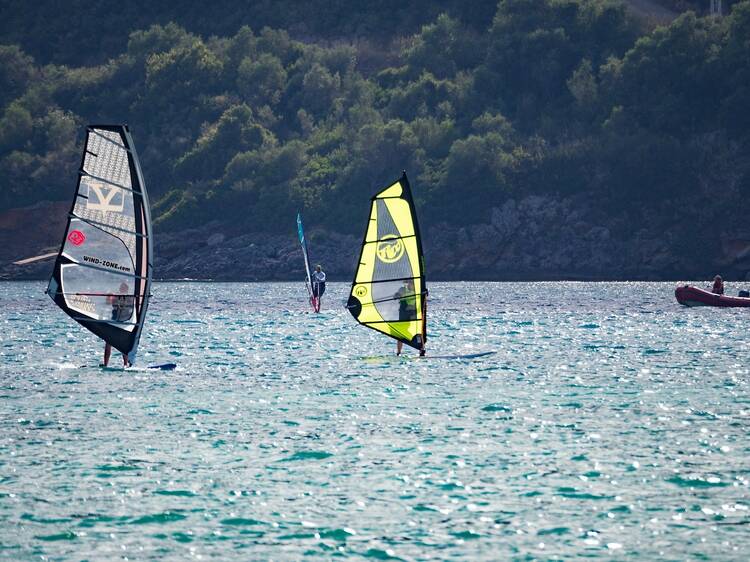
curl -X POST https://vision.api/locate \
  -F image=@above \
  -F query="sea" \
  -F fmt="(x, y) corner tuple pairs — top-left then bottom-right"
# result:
(1, 281), (748, 560)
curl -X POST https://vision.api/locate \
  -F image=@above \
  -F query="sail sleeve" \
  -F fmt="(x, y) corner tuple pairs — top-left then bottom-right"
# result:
(347, 172), (427, 349)
(46, 125), (153, 363)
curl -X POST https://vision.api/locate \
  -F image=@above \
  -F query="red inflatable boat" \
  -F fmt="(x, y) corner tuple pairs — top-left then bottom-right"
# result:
(675, 285), (750, 307)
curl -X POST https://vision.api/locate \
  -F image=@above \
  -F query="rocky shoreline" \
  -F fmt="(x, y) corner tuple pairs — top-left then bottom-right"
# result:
(4, 194), (750, 282)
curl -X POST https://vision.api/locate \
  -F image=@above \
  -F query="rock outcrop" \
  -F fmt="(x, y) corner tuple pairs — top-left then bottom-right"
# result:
(1, 193), (745, 281)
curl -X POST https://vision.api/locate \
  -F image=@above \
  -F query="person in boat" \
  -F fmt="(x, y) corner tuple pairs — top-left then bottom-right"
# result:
(103, 282), (135, 367)
(711, 275), (724, 295)
(311, 264), (326, 313)
(394, 279), (425, 356)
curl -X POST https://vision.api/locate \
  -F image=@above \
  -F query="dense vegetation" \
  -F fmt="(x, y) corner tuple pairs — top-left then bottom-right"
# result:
(658, 0), (742, 13)
(1, 0), (749, 236)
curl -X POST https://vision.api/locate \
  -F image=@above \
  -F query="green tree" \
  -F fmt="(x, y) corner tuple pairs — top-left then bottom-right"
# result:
(0, 102), (33, 151)
(300, 63), (341, 117)
(720, 1), (750, 137)
(146, 39), (223, 100)
(567, 58), (598, 107)
(481, 0), (635, 122)
(174, 104), (273, 181)
(437, 121), (520, 220)
(405, 13), (483, 79)
(237, 54), (287, 107)
(0, 45), (35, 108)
(601, 12), (723, 135)
(128, 23), (196, 63)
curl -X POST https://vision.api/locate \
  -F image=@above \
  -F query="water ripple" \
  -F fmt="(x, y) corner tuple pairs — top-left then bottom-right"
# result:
(0, 281), (748, 559)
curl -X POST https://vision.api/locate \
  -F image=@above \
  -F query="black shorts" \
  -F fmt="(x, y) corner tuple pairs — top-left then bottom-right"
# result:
(112, 306), (133, 322)
(313, 282), (326, 297)
(398, 304), (416, 321)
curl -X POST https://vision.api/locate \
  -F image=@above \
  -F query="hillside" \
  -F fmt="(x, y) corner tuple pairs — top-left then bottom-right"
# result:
(2, 0), (750, 280)
(0, 0), (498, 67)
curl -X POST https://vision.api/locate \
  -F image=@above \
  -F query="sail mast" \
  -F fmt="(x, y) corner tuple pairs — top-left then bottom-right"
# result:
(400, 172), (427, 349)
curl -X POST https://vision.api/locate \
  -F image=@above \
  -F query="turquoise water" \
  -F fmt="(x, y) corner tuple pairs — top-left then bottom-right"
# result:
(1, 281), (749, 560)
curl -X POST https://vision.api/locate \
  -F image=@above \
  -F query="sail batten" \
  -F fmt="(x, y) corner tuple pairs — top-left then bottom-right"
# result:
(55, 258), (150, 279)
(69, 318), (140, 326)
(78, 171), (142, 194)
(47, 125), (153, 364)
(347, 172), (427, 351)
(69, 214), (147, 237)
(88, 127), (131, 151)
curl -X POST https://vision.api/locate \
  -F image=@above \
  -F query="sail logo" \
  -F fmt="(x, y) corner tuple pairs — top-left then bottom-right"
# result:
(376, 235), (404, 263)
(86, 179), (124, 214)
(68, 294), (96, 314)
(354, 285), (368, 298)
(82, 255), (131, 272)
(68, 230), (86, 246)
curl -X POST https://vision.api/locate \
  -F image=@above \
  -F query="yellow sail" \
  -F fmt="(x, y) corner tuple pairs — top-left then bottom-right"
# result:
(347, 172), (427, 351)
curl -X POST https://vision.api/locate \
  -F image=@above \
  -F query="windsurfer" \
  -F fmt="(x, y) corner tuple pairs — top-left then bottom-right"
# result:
(394, 279), (425, 356)
(312, 265), (326, 312)
(103, 282), (135, 367)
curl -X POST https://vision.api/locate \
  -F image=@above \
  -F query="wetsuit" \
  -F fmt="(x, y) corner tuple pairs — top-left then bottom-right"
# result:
(312, 270), (326, 297)
(395, 285), (417, 321)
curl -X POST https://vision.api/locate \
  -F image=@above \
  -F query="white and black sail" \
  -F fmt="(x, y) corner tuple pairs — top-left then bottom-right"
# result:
(47, 125), (152, 363)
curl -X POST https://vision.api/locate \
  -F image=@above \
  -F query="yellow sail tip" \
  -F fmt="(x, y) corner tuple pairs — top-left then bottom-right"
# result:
(377, 180), (403, 199)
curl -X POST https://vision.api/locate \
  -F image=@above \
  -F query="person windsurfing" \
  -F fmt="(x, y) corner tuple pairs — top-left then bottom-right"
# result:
(311, 265), (326, 312)
(394, 279), (425, 356)
(103, 282), (135, 367)
(346, 172), (427, 357)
